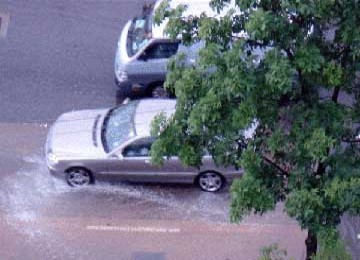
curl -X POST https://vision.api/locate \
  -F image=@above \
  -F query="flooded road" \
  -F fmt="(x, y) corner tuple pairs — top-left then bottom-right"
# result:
(1, 152), (231, 226)
(0, 123), (307, 259)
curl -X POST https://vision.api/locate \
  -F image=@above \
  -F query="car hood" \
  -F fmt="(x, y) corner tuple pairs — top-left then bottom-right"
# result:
(47, 108), (109, 158)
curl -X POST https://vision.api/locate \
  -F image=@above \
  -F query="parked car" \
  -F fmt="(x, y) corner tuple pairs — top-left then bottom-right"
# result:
(114, 0), (237, 98)
(45, 99), (244, 192)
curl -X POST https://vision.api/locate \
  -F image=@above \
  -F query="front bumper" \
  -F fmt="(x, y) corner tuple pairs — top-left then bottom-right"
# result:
(114, 72), (132, 89)
(115, 73), (147, 98)
(45, 154), (63, 179)
(47, 166), (65, 181)
(45, 124), (64, 180)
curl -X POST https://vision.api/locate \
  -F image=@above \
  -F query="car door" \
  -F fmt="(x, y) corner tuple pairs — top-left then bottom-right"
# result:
(106, 137), (196, 183)
(127, 40), (180, 85)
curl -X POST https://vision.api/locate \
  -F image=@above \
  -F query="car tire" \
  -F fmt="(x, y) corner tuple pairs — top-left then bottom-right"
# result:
(120, 86), (133, 99)
(65, 167), (94, 187)
(196, 171), (224, 192)
(115, 76), (133, 98)
(149, 85), (170, 99)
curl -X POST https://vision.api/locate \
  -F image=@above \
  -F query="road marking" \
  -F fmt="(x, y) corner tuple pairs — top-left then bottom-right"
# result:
(357, 233), (360, 240)
(132, 252), (165, 260)
(0, 12), (10, 38)
(86, 225), (181, 234)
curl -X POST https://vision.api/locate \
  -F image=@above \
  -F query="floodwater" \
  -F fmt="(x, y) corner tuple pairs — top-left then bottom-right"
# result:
(0, 152), (234, 258)
(1, 152), (357, 259)
(0, 152), (232, 231)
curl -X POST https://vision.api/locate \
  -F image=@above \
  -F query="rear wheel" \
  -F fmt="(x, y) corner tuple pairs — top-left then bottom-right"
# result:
(65, 168), (94, 187)
(196, 171), (224, 192)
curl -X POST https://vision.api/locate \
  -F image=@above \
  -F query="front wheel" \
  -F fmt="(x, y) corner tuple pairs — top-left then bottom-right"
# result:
(150, 85), (170, 98)
(115, 79), (133, 99)
(196, 171), (224, 192)
(65, 168), (94, 187)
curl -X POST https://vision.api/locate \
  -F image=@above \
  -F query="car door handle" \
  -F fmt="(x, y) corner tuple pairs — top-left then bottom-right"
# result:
(144, 159), (151, 164)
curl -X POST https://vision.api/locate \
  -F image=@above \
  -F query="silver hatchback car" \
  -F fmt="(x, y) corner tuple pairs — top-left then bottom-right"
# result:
(114, 0), (236, 98)
(45, 99), (242, 192)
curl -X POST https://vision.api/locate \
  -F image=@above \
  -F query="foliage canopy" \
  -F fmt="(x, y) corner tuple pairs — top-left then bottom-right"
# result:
(151, 0), (360, 256)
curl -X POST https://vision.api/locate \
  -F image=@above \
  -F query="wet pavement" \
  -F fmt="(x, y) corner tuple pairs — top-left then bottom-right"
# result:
(0, 123), (307, 259)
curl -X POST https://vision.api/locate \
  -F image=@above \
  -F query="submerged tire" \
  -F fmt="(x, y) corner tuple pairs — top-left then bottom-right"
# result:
(65, 167), (94, 187)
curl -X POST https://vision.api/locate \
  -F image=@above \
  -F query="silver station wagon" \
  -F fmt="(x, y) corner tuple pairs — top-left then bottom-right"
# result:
(45, 99), (242, 192)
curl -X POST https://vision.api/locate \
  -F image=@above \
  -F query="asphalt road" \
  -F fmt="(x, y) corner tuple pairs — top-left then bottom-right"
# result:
(0, 0), (145, 123)
(0, 1), (358, 259)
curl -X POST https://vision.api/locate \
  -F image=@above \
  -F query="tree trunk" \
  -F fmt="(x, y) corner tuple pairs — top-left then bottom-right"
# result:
(305, 230), (317, 260)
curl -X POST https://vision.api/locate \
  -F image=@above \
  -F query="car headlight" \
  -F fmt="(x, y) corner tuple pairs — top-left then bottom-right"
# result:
(115, 58), (128, 82)
(47, 152), (59, 165)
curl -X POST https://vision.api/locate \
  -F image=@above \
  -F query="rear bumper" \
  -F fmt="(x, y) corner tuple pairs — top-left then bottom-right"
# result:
(223, 171), (243, 183)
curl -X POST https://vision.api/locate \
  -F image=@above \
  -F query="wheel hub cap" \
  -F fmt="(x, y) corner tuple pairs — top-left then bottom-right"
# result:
(68, 171), (90, 186)
(199, 173), (222, 192)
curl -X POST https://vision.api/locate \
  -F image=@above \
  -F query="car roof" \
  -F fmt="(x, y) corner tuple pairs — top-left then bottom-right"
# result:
(152, 0), (238, 39)
(134, 99), (176, 137)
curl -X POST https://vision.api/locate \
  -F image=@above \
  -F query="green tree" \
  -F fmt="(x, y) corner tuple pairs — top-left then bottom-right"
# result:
(151, 0), (360, 258)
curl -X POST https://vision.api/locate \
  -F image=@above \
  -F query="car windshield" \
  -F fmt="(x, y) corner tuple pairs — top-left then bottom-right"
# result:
(126, 14), (152, 57)
(101, 101), (138, 153)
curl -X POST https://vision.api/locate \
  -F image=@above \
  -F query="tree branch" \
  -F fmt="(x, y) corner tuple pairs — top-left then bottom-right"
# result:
(332, 86), (340, 102)
(284, 48), (294, 61)
(333, 46), (351, 103)
(261, 154), (290, 176)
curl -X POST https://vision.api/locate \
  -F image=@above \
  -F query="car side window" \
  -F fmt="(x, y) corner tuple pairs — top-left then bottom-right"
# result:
(143, 41), (179, 60)
(122, 137), (155, 157)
